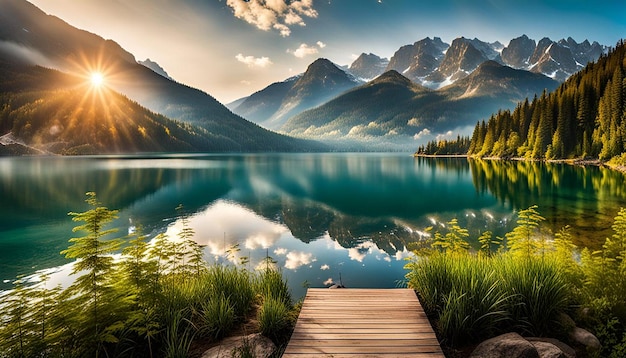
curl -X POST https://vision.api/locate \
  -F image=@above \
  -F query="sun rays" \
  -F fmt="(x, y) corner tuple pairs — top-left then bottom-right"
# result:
(90, 72), (105, 87)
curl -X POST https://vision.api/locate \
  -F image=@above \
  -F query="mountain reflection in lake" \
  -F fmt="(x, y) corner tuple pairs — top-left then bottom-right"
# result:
(1, 154), (625, 297)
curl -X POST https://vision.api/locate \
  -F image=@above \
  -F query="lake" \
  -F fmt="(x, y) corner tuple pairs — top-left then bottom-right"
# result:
(1, 153), (625, 298)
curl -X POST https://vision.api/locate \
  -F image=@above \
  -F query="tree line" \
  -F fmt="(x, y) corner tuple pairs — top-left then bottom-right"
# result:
(467, 40), (626, 160)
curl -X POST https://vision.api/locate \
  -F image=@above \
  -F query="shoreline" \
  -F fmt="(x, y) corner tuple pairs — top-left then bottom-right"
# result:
(414, 153), (626, 174)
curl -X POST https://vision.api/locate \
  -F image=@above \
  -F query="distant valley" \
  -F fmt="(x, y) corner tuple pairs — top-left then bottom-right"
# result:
(0, 0), (608, 154)
(230, 35), (602, 150)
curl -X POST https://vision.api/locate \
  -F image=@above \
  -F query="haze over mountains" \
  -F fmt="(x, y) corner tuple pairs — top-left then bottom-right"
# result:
(0, 0), (324, 154)
(229, 34), (603, 149)
(0, 0), (610, 154)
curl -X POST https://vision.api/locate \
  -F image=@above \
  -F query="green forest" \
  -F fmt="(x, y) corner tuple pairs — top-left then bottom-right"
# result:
(0, 63), (326, 155)
(466, 40), (626, 161)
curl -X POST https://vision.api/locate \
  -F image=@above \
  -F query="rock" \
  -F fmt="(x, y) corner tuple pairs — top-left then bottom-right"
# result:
(470, 332), (539, 358)
(556, 312), (576, 334)
(201, 333), (276, 358)
(529, 341), (569, 358)
(568, 327), (601, 356)
(527, 337), (576, 358)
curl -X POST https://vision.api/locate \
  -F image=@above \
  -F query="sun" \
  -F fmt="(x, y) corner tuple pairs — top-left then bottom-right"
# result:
(90, 72), (105, 87)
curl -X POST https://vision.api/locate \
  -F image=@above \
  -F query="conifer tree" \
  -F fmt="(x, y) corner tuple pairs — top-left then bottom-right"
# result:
(505, 205), (545, 258)
(61, 192), (124, 357)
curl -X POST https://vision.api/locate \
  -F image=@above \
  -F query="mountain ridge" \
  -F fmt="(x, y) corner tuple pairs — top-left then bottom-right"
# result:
(0, 0), (326, 153)
(280, 61), (559, 150)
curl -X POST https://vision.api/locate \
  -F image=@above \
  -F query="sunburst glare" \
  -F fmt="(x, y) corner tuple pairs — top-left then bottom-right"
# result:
(90, 72), (104, 87)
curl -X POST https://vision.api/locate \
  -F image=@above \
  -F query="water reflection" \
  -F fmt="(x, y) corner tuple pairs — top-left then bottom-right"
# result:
(1, 154), (625, 293)
(468, 159), (626, 248)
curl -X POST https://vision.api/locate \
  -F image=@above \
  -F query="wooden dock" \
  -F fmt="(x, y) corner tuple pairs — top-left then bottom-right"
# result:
(282, 288), (445, 357)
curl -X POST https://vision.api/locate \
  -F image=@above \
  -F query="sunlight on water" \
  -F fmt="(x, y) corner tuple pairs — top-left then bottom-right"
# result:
(2, 154), (626, 297)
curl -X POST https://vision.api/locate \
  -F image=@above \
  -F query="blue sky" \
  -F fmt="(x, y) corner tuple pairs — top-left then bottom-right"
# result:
(29, 0), (626, 103)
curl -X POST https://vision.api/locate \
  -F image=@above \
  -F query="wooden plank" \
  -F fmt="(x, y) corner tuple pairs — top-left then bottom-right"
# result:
(281, 354), (445, 358)
(283, 288), (444, 357)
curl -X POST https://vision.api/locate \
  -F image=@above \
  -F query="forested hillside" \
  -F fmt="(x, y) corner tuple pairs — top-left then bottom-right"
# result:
(0, 63), (325, 154)
(468, 40), (626, 160)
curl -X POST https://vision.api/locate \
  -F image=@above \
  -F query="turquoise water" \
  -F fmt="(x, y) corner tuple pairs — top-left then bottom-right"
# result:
(1, 154), (625, 298)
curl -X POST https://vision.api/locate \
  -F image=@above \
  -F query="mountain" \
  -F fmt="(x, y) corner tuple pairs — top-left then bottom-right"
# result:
(500, 35), (536, 68)
(0, 0), (324, 153)
(138, 58), (173, 80)
(348, 53), (389, 80)
(500, 35), (606, 81)
(384, 35), (605, 89)
(227, 75), (299, 125)
(427, 37), (495, 84)
(468, 40), (626, 160)
(230, 58), (362, 130)
(281, 62), (558, 150)
(0, 63), (204, 154)
(386, 37), (449, 82)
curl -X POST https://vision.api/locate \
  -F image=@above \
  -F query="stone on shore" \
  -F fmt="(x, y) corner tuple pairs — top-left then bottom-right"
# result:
(469, 332), (539, 358)
(201, 333), (276, 358)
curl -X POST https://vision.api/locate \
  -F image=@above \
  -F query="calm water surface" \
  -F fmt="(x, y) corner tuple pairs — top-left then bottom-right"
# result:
(1, 154), (625, 298)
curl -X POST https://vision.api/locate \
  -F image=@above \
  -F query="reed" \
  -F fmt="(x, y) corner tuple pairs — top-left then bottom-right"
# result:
(200, 293), (235, 340)
(257, 296), (291, 340)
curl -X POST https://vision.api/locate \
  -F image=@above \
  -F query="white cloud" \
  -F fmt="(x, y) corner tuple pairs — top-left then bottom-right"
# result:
(413, 128), (431, 140)
(407, 117), (420, 127)
(274, 247), (287, 256)
(323, 277), (334, 286)
(273, 23), (291, 37)
(348, 241), (376, 262)
(320, 264), (330, 270)
(288, 43), (319, 58)
(226, 0), (318, 37)
(284, 251), (316, 270)
(436, 130), (455, 141)
(316, 41), (327, 48)
(235, 53), (273, 68)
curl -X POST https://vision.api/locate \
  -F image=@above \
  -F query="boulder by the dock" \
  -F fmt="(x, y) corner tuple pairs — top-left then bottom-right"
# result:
(469, 332), (539, 358)
(201, 333), (276, 358)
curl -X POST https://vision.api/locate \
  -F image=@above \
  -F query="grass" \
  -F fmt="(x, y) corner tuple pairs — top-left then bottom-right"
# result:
(406, 206), (626, 357)
(406, 250), (570, 347)
(257, 296), (292, 341)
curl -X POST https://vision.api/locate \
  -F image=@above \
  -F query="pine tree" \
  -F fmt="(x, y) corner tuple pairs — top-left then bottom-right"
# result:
(61, 192), (124, 357)
(505, 205), (545, 258)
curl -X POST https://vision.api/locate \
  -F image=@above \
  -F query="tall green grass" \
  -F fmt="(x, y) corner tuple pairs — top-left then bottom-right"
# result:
(406, 253), (570, 346)
(0, 195), (296, 358)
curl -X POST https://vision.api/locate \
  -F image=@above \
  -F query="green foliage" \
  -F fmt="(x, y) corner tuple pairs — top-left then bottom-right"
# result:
(0, 193), (295, 358)
(415, 136), (471, 156)
(406, 205), (626, 351)
(257, 297), (292, 340)
(256, 269), (292, 306)
(61, 192), (125, 356)
(497, 257), (569, 335)
(432, 218), (470, 253)
(200, 294), (235, 340)
(469, 40), (626, 160)
(477, 231), (501, 256)
(162, 309), (195, 358)
(504, 205), (546, 258)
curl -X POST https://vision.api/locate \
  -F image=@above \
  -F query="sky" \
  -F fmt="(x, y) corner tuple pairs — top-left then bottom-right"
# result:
(28, 0), (626, 104)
